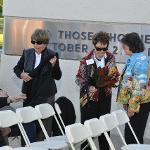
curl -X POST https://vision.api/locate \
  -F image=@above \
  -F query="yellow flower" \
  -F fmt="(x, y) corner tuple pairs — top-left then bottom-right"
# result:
(108, 67), (118, 76)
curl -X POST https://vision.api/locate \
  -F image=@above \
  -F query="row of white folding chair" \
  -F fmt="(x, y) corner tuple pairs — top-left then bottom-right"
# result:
(65, 117), (117, 150)
(16, 105), (69, 149)
(27, 103), (149, 150)
(2, 105), (144, 150)
(65, 110), (145, 150)
(0, 104), (69, 150)
(0, 110), (47, 150)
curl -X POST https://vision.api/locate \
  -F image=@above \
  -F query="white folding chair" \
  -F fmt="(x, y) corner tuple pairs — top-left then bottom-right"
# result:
(35, 103), (68, 142)
(16, 106), (68, 150)
(65, 123), (97, 150)
(111, 110), (146, 150)
(84, 118), (116, 150)
(0, 110), (46, 150)
(112, 110), (140, 144)
(100, 113), (127, 146)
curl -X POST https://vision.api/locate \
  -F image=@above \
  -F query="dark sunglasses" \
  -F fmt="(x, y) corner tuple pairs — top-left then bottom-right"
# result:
(31, 40), (48, 45)
(95, 47), (108, 51)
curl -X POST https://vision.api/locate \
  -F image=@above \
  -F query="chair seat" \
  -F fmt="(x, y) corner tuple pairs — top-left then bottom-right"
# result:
(122, 144), (150, 150)
(0, 146), (13, 150)
(14, 147), (47, 150)
(46, 135), (68, 142)
(30, 140), (69, 149)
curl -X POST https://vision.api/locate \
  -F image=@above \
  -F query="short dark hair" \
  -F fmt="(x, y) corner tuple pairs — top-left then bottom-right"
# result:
(31, 29), (50, 44)
(121, 32), (144, 53)
(92, 31), (109, 46)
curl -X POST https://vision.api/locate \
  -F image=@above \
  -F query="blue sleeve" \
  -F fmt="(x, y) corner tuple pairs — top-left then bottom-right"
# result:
(134, 58), (149, 88)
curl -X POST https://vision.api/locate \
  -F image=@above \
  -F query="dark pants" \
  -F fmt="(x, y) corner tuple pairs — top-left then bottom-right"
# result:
(125, 103), (150, 144)
(21, 122), (37, 146)
(81, 88), (111, 150)
(0, 131), (7, 147)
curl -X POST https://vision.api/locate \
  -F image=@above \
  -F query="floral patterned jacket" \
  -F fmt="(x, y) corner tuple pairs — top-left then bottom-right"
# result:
(76, 50), (120, 107)
(117, 52), (150, 112)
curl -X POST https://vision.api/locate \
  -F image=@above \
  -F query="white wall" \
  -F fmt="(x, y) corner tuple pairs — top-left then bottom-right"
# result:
(3, 0), (150, 24)
(1, 0), (150, 139)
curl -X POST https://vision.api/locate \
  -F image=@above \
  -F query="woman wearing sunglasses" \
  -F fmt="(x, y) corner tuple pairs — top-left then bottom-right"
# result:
(117, 32), (150, 144)
(76, 31), (120, 150)
(13, 29), (62, 143)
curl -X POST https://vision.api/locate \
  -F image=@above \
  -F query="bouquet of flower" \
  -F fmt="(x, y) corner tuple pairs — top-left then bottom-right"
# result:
(96, 66), (119, 88)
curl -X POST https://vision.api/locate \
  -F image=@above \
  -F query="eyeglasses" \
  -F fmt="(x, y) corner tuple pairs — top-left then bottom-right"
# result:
(31, 40), (48, 45)
(95, 47), (108, 51)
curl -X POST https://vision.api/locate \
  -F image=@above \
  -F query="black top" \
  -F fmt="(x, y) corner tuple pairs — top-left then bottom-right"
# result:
(14, 48), (62, 106)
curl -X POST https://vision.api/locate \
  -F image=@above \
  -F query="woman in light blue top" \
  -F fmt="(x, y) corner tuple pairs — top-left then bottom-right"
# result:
(117, 32), (150, 144)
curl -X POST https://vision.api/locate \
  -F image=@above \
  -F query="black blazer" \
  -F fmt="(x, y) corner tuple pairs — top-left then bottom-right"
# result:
(14, 48), (62, 106)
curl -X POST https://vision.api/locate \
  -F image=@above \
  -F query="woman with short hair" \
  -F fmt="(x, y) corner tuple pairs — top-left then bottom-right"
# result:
(76, 31), (119, 150)
(14, 28), (62, 143)
(117, 32), (150, 144)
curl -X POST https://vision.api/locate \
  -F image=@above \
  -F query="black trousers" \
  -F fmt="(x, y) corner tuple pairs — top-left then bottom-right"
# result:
(125, 102), (150, 144)
(0, 131), (7, 147)
(81, 88), (111, 150)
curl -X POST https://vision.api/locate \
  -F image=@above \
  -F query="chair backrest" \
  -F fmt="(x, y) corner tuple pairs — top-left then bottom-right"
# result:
(16, 106), (42, 123)
(0, 110), (22, 127)
(0, 146), (13, 150)
(65, 123), (90, 144)
(35, 103), (55, 119)
(35, 103), (65, 135)
(84, 118), (108, 137)
(16, 106), (52, 143)
(112, 110), (129, 125)
(112, 110), (140, 144)
(100, 114), (119, 131)
(0, 110), (30, 146)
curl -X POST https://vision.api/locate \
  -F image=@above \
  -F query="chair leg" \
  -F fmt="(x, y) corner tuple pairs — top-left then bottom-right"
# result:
(127, 122), (140, 144)
(54, 115), (65, 135)
(38, 119), (50, 142)
(104, 132), (116, 150)
(18, 123), (30, 147)
(69, 142), (76, 150)
(87, 137), (97, 150)
(116, 127), (127, 146)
